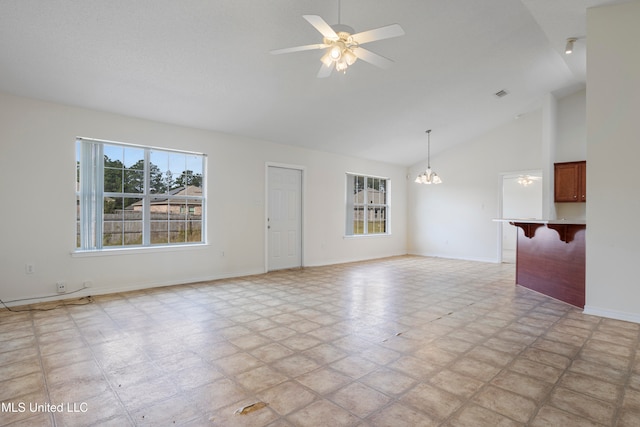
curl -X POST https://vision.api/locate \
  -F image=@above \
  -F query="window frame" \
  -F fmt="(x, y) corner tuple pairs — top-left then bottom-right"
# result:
(76, 137), (206, 252)
(345, 173), (390, 237)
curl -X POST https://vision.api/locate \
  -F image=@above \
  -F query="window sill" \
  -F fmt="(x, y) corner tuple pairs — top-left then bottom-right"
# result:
(71, 243), (210, 257)
(343, 233), (392, 239)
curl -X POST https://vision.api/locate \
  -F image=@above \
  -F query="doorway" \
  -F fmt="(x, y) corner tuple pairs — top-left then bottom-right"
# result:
(267, 165), (303, 271)
(501, 171), (543, 263)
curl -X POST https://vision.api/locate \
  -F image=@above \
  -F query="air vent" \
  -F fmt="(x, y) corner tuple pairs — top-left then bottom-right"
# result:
(494, 89), (509, 98)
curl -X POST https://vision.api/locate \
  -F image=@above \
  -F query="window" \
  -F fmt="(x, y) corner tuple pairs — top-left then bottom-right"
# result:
(76, 138), (206, 250)
(345, 173), (389, 236)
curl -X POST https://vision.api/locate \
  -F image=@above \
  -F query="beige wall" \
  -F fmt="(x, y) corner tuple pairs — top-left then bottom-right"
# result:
(407, 109), (544, 262)
(406, 89), (585, 262)
(0, 93), (407, 303)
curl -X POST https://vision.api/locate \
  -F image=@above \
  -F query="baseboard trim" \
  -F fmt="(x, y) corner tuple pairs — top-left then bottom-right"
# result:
(407, 251), (499, 264)
(1, 269), (264, 308)
(583, 305), (640, 324)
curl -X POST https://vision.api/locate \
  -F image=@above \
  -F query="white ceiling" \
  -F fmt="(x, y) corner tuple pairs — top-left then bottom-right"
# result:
(0, 0), (625, 165)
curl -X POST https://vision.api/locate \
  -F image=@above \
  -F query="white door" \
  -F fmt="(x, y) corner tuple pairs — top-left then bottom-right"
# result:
(268, 167), (302, 270)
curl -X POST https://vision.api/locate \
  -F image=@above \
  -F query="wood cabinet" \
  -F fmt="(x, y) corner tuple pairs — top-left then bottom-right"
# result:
(554, 161), (586, 202)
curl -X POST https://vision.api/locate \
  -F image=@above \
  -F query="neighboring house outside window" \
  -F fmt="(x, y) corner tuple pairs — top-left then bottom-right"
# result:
(76, 138), (206, 250)
(345, 173), (389, 236)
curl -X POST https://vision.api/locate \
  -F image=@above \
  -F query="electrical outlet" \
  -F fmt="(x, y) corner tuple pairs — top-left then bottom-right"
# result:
(56, 282), (66, 293)
(25, 263), (35, 274)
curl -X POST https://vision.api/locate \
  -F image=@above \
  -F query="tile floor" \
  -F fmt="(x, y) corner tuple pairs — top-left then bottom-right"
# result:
(1, 255), (639, 426)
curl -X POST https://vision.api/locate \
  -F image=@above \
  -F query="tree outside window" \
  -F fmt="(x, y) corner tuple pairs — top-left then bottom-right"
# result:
(76, 138), (206, 250)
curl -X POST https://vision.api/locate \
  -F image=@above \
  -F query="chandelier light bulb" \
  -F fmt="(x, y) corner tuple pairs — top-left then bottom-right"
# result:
(517, 175), (534, 186)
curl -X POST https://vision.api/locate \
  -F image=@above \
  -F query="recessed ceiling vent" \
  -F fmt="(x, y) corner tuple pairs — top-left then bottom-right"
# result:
(494, 89), (509, 98)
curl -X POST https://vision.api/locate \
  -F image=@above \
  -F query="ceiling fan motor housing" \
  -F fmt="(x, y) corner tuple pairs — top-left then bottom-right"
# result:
(331, 24), (355, 35)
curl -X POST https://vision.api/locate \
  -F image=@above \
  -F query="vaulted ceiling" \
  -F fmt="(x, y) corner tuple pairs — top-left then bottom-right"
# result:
(0, 0), (625, 165)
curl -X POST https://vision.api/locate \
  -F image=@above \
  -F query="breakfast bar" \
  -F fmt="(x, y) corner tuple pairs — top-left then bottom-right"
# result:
(497, 219), (586, 308)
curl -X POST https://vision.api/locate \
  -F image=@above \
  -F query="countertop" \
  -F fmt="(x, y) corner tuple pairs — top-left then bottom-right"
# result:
(493, 218), (586, 225)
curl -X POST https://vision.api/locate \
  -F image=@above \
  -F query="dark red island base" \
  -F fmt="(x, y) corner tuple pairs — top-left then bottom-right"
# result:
(510, 221), (586, 309)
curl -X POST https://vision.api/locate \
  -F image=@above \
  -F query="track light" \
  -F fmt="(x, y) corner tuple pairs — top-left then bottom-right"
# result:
(565, 37), (577, 54)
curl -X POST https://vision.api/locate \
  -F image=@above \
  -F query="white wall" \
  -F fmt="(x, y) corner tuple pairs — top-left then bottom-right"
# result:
(585, 1), (640, 322)
(407, 110), (543, 262)
(407, 85), (589, 264)
(555, 89), (587, 220)
(556, 89), (587, 162)
(0, 92), (407, 304)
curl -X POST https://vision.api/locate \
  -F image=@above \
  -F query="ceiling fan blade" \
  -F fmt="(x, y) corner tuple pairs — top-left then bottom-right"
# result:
(303, 15), (339, 40)
(352, 24), (405, 44)
(270, 43), (328, 55)
(353, 47), (394, 69)
(317, 63), (333, 78)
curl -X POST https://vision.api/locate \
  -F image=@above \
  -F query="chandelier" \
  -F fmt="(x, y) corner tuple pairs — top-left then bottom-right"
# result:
(415, 130), (442, 184)
(517, 175), (534, 186)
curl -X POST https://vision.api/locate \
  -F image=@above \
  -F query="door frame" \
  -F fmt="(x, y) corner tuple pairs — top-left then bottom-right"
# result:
(265, 162), (305, 272)
(497, 169), (543, 263)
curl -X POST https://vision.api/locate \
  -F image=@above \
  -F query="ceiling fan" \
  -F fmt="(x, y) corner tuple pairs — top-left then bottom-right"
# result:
(270, 13), (405, 78)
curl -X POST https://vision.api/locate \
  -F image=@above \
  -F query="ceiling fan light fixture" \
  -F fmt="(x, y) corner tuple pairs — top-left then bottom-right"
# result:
(323, 41), (356, 73)
(330, 43), (343, 60)
(320, 51), (334, 67)
(343, 48), (357, 66)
